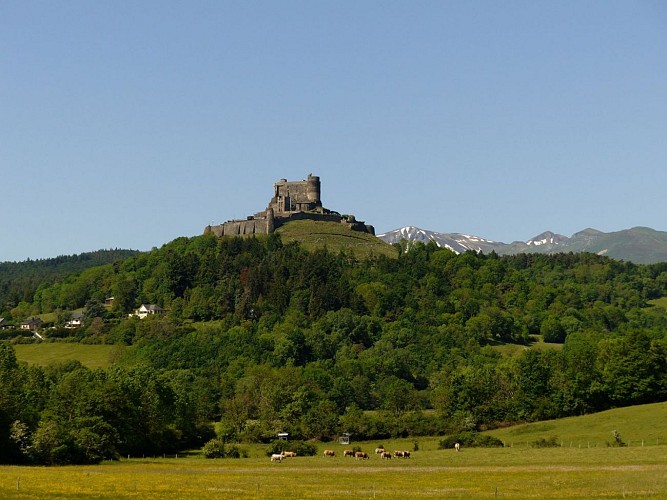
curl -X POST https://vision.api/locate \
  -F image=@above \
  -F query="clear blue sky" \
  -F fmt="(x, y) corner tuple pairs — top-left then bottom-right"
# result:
(2, 1), (666, 262)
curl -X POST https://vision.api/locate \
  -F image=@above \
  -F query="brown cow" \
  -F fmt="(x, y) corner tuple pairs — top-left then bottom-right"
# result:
(381, 451), (392, 459)
(323, 449), (335, 457)
(354, 451), (369, 460)
(393, 450), (404, 458)
(283, 451), (297, 457)
(343, 449), (355, 457)
(375, 447), (385, 455)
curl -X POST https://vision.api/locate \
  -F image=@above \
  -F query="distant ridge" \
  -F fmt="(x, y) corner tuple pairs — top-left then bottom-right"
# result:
(377, 226), (667, 264)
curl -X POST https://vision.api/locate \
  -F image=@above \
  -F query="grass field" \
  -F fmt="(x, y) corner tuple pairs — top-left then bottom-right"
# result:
(13, 343), (122, 369)
(648, 297), (667, 309)
(484, 401), (667, 449)
(277, 219), (398, 259)
(2, 404), (667, 498)
(1, 444), (666, 499)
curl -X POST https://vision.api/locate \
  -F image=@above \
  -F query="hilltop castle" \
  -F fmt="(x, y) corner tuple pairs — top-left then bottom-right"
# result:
(204, 174), (375, 237)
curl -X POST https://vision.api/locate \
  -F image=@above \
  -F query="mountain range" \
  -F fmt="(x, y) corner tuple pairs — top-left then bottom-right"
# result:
(377, 226), (667, 264)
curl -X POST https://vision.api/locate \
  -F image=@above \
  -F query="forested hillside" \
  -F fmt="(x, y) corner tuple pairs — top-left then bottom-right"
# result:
(0, 249), (141, 319)
(2, 232), (667, 465)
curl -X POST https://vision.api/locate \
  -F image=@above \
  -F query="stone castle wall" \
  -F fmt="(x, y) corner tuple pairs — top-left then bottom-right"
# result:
(205, 174), (374, 237)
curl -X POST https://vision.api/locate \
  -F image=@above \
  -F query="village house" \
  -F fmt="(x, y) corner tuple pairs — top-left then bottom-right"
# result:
(20, 317), (42, 331)
(64, 312), (84, 329)
(130, 304), (166, 319)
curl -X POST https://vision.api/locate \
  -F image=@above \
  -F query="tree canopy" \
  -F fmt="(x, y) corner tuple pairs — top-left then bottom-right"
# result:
(2, 233), (667, 464)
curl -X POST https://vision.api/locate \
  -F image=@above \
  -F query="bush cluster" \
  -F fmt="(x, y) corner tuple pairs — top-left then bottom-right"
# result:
(202, 438), (247, 458)
(438, 432), (504, 449)
(265, 440), (317, 457)
(531, 436), (560, 448)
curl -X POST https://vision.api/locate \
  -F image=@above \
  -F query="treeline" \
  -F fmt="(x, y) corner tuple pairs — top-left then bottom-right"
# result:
(2, 233), (667, 464)
(0, 343), (215, 464)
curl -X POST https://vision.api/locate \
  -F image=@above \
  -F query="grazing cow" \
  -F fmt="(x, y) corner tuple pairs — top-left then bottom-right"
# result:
(354, 451), (369, 460)
(375, 447), (386, 455)
(323, 449), (335, 457)
(393, 450), (404, 458)
(381, 451), (392, 459)
(343, 449), (355, 457)
(270, 453), (284, 462)
(454, 442), (460, 452)
(283, 451), (297, 457)
(403, 450), (411, 458)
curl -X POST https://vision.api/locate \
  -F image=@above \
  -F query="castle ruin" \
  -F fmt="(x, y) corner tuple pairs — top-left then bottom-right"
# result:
(204, 174), (375, 237)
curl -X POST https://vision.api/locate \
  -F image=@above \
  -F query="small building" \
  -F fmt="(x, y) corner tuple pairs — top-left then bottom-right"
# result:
(104, 297), (115, 306)
(20, 317), (42, 331)
(339, 433), (351, 445)
(130, 304), (166, 319)
(64, 312), (84, 329)
(0, 318), (13, 330)
(277, 432), (289, 441)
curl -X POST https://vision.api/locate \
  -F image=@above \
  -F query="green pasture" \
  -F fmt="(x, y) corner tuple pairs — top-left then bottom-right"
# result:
(277, 219), (398, 259)
(1, 444), (666, 499)
(491, 335), (563, 357)
(648, 297), (667, 309)
(485, 401), (667, 448)
(12, 343), (122, 369)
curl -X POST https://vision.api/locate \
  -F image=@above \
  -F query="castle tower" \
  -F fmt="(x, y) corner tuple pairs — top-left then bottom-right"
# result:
(306, 174), (321, 206)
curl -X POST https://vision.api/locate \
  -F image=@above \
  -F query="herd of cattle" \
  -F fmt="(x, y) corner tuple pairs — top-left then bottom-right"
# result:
(271, 445), (460, 462)
(326, 448), (412, 460)
(271, 448), (411, 462)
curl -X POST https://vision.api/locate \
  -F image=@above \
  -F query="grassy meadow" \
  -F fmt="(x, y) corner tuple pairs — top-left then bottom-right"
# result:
(1, 443), (666, 499)
(486, 401), (667, 448)
(4, 403), (667, 498)
(13, 343), (122, 369)
(277, 219), (398, 259)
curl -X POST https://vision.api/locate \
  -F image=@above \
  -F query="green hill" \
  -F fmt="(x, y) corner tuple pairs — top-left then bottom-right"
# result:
(484, 402), (667, 448)
(276, 219), (399, 259)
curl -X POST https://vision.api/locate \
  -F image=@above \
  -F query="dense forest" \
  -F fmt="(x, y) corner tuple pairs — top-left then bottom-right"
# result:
(2, 232), (667, 465)
(0, 249), (141, 316)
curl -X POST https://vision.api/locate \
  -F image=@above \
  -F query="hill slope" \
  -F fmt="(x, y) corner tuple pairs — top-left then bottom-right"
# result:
(485, 402), (667, 447)
(276, 219), (398, 259)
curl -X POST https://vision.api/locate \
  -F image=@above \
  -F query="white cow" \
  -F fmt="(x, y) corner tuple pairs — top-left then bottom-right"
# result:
(454, 442), (460, 452)
(270, 453), (284, 462)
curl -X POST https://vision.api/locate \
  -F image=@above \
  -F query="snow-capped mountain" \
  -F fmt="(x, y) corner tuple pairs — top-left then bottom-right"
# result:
(377, 226), (506, 254)
(526, 231), (570, 247)
(377, 226), (667, 264)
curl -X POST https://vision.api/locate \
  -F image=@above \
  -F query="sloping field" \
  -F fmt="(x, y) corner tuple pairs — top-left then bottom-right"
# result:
(484, 401), (667, 448)
(12, 343), (121, 369)
(277, 220), (398, 259)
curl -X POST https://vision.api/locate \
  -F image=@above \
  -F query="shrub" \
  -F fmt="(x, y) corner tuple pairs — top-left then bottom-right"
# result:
(438, 432), (504, 449)
(225, 445), (248, 458)
(202, 438), (226, 458)
(265, 440), (317, 457)
(608, 430), (627, 447)
(531, 436), (560, 448)
(202, 438), (248, 458)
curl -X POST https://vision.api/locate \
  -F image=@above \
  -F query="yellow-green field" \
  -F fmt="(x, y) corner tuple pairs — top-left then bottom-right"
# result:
(648, 297), (667, 309)
(3, 405), (667, 498)
(12, 343), (122, 369)
(2, 444), (667, 499)
(486, 401), (667, 448)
